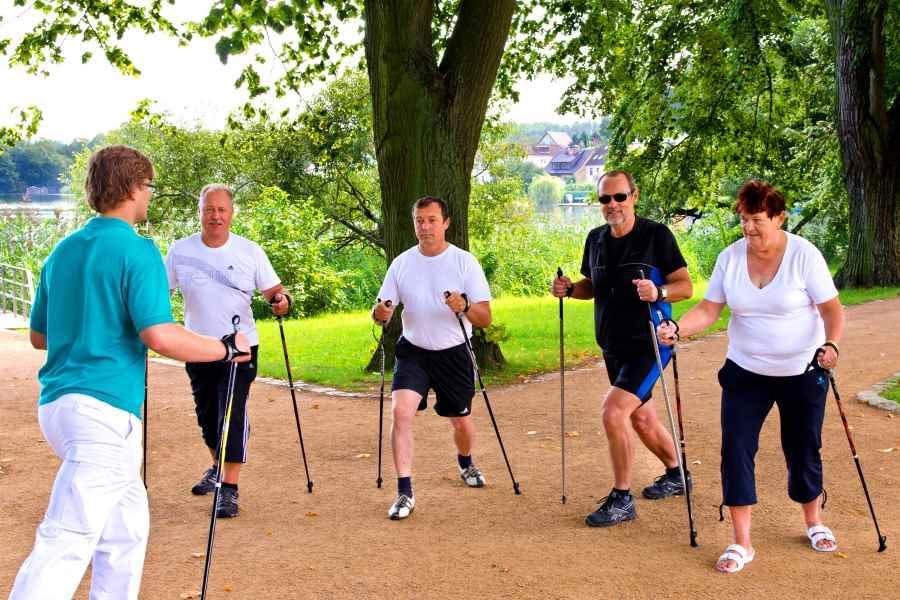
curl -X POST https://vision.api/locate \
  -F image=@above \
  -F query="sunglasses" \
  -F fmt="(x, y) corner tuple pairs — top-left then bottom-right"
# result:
(598, 192), (631, 204)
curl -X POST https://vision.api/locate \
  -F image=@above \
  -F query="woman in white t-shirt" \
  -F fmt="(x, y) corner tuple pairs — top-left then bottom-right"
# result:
(657, 180), (844, 574)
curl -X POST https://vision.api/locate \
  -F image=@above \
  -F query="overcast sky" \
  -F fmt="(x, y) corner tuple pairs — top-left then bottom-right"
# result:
(0, 8), (579, 143)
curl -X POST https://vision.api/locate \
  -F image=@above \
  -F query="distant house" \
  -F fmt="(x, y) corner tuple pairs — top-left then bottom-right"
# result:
(526, 131), (573, 168)
(545, 146), (607, 184)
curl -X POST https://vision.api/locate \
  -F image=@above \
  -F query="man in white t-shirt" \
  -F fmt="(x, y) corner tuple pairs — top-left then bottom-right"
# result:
(372, 196), (493, 520)
(165, 184), (290, 518)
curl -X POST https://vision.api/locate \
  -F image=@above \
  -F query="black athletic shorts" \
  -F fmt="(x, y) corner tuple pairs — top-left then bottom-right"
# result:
(392, 336), (475, 417)
(603, 349), (670, 404)
(185, 345), (258, 463)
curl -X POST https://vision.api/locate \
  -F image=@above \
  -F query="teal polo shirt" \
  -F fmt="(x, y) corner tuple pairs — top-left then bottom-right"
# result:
(30, 216), (174, 418)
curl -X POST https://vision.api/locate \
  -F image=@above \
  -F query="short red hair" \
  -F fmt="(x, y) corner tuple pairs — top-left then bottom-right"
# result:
(734, 180), (785, 217)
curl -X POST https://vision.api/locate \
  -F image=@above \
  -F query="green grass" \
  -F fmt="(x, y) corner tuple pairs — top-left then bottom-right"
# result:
(255, 284), (900, 391)
(881, 377), (900, 406)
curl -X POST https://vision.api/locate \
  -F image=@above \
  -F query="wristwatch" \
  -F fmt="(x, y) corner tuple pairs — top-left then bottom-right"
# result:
(658, 285), (668, 301)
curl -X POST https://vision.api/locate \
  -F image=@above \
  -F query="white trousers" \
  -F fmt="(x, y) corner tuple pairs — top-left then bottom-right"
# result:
(9, 394), (149, 600)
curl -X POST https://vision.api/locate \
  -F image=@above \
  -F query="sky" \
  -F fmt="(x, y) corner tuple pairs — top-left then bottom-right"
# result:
(0, 7), (579, 143)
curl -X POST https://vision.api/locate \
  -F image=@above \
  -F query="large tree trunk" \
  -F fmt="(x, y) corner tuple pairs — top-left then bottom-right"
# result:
(363, 0), (515, 371)
(825, 0), (900, 287)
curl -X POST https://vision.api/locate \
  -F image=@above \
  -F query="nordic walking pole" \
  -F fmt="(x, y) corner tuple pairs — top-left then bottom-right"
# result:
(444, 291), (521, 495)
(818, 350), (887, 552)
(271, 294), (313, 493)
(639, 270), (698, 547)
(659, 311), (698, 547)
(557, 267), (566, 505)
(375, 299), (392, 489)
(201, 316), (246, 600)
(143, 355), (148, 489)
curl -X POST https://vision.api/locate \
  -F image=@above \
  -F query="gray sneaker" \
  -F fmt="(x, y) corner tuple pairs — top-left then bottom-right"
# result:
(215, 487), (239, 518)
(585, 489), (636, 527)
(459, 465), (486, 488)
(191, 466), (218, 496)
(642, 470), (692, 500)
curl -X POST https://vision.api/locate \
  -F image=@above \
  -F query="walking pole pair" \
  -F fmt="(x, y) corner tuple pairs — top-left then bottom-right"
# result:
(375, 299), (392, 489)
(639, 269), (698, 547)
(270, 294), (314, 494)
(817, 351), (887, 552)
(201, 316), (246, 599)
(443, 291), (521, 495)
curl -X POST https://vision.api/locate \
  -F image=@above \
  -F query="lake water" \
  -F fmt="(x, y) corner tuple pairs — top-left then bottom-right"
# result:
(0, 193), (76, 218)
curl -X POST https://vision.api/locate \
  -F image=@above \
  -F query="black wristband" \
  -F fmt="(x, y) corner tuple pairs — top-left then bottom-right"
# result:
(565, 284), (574, 297)
(220, 332), (249, 362)
(462, 295), (471, 313)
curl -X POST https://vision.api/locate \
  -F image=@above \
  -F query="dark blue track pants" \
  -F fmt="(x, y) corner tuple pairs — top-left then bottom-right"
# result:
(717, 359), (829, 506)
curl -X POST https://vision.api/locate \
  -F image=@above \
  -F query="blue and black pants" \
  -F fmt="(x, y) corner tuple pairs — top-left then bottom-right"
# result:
(717, 359), (829, 506)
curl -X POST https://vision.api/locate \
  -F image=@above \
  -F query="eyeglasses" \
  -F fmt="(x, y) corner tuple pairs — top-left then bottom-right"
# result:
(598, 192), (632, 204)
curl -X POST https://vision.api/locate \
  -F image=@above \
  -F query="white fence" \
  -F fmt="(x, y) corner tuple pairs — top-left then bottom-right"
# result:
(0, 263), (35, 321)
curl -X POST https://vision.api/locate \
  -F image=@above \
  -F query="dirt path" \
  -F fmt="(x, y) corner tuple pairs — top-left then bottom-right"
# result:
(2, 299), (899, 599)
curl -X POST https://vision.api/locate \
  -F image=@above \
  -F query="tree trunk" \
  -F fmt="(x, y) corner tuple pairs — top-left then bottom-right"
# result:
(825, 0), (900, 287)
(364, 0), (515, 371)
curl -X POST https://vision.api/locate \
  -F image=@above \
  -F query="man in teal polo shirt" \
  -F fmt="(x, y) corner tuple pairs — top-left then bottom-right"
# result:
(10, 145), (251, 600)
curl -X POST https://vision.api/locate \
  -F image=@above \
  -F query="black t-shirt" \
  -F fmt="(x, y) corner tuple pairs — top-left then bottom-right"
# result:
(579, 217), (687, 354)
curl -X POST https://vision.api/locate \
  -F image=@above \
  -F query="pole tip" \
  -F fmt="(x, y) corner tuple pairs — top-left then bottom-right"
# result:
(878, 536), (887, 552)
(513, 483), (522, 495)
(307, 481), (314, 493)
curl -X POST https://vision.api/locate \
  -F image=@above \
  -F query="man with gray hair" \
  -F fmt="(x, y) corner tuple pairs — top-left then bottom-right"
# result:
(165, 184), (290, 518)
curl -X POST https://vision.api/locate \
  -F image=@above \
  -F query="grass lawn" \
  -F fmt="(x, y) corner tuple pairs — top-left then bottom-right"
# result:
(881, 377), (900, 406)
(256, 282), (900, 391)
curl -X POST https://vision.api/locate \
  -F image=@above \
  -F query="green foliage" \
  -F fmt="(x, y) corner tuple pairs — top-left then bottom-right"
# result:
(0, 213), (79, 277)
(881, 377), (900, 406)
(233, 186), (345, 318)
(528, 175), (564, 210)
(0, 107), (42, 153)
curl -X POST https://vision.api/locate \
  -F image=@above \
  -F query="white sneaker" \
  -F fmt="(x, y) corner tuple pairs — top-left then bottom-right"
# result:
(459, 465), (486, 488)
(388, 494), (415, 520)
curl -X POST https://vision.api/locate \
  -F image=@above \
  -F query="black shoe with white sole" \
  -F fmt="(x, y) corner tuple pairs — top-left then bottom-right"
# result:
(585, 489), (636, 527)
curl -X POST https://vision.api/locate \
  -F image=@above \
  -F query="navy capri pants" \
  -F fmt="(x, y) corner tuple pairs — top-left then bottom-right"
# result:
(717, 358), (829, 506)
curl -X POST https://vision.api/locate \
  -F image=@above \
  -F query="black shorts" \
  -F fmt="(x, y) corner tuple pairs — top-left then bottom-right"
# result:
(392, 337), (475, 417)
(603, 348), (670, 404)
(185, 346), (258, 463)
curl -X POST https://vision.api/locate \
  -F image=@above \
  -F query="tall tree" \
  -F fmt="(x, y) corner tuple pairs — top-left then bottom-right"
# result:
(2, 1), (518, 365)
(824, 0), (900, 286)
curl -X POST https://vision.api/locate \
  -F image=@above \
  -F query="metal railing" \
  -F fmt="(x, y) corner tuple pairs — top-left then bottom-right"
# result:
(0, 263), (35, 321)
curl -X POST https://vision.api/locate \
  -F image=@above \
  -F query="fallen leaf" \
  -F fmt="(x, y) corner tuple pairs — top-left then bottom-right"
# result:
(0, 458), (12, 463)
(526, 430), (538, 436)
(692, 460), (702, 465)
(191, 552), (203, 558)
(356, 453), (371, 458)
(878, 448), (895, 453)
(223, 584), (233, 592)
(266, 530), (273, 536)
(312, 404), (320, 409)
(306, 511), (318, 517)
(180, 592), (200, 599)
(835, 552), (848, 559)
(565, 431), (580, 437)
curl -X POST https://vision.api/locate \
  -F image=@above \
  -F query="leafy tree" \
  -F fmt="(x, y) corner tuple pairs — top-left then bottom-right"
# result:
(529, 175), (564, 210)
(518, 0), (897, 284)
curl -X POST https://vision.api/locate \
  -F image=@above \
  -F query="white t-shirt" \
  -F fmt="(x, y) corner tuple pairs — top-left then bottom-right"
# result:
(705, 232), (838, 376)
(165, 233), (280, 346)
(377, 244), (492, 351)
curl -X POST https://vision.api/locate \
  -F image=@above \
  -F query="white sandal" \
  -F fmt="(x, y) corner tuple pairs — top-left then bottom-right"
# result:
(806, 524), (838, 552)
(715, 543), (755, 573)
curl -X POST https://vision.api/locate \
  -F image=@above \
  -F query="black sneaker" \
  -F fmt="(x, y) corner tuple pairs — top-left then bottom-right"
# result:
(642, 470), (692, 500)
(191, 466), (217, 496)
(215, 487), (239, 518)
(585, 489), (636, 527)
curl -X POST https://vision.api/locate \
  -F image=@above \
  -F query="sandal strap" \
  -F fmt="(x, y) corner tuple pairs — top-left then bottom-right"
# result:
(807, 525), (835, 541)
(718, 543), (750, 565)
